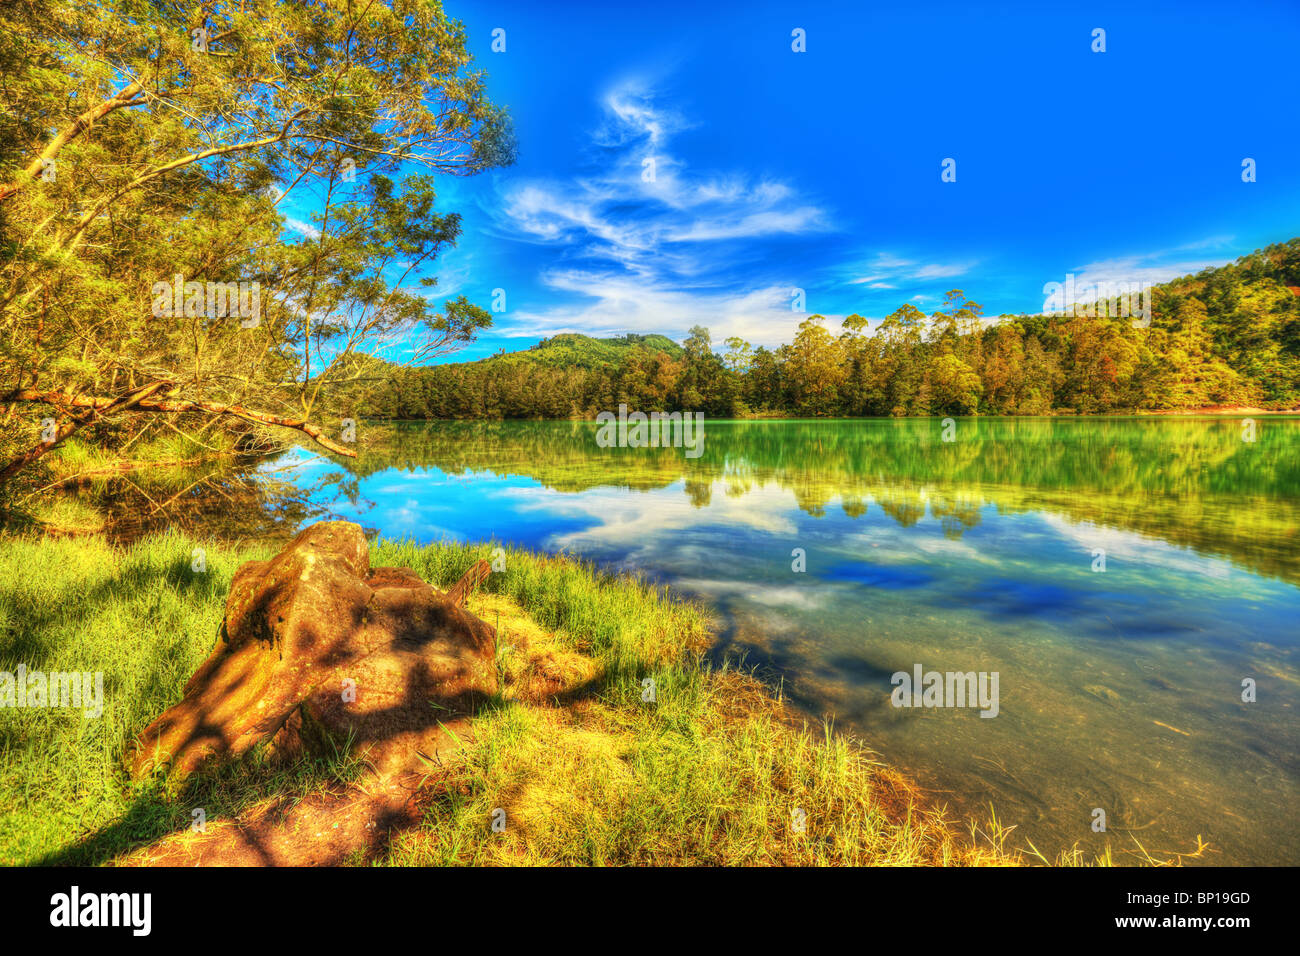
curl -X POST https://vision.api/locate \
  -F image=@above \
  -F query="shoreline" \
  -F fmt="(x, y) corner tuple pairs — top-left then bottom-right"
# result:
(0, 530), (1214, 866)
(358, 407), (1300, 424)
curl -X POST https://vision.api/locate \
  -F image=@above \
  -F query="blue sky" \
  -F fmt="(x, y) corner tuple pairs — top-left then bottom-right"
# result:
(340, 0), (1300, 361)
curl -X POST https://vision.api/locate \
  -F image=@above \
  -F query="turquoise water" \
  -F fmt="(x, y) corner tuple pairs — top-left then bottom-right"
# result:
(268, 417), (1300, 864)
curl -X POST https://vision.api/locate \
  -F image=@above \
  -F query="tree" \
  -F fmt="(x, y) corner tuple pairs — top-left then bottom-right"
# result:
(0, 0), (512, 480)
(786, 315), (845, 416)
(355, 239), (1300, 422)
(684, 325), (713, 361)
(928, 351), (983, 415)
(1140, 298), (1254, 408)
(1061, 315), (1139, 413)
(722, 336), (754, 373)
(878, 303), (925, 415)
(980, 322), (1027, 414)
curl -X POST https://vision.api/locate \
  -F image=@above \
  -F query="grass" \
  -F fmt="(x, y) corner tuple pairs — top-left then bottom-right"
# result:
(370, 538), (1017, 865)
(0, 530), (1146, 867)
(19, 497), (107, 535)
(42, 429), (237, 483)
(0, 531), (361, 865)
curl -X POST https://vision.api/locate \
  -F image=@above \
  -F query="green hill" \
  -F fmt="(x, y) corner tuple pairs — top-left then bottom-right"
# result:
(1154, 239), (1300, 404)
(471, 332), (683, 370)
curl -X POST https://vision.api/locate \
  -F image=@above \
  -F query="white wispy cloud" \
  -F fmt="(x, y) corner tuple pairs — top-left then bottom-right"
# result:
(1037, 514), (1234, 581)
(1039, 239), (1236, 313)
(1058, 254), (1225, 293)
(285, 216), (321, 239)
(504, 480), (804, 554)
(498, 276), (817, 347)
(489, 74), (832, 347)
(848, 252), (975, 285)
(913, 262), (974, 279)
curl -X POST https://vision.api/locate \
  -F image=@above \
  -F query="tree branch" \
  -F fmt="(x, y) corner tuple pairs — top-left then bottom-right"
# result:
(0, 80), (146, 204)
(1, 387), (357, 483)
(0, 380), (171, 482)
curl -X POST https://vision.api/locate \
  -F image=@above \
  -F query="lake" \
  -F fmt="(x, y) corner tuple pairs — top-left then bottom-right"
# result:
(266, 417), (1300, 865)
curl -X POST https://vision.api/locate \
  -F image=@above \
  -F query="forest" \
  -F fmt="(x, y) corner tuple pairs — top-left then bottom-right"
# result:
(360, 239), (1300, 420)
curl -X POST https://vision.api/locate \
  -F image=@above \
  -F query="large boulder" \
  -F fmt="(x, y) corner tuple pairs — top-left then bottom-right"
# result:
(129, 521), (497, 779)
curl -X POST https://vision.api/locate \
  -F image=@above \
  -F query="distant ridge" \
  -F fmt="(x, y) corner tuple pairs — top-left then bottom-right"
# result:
(335, 332), (683, 378)
(467, 332), (684, 370)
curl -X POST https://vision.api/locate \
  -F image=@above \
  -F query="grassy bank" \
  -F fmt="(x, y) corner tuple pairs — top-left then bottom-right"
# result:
(0, 531), (1058, 866)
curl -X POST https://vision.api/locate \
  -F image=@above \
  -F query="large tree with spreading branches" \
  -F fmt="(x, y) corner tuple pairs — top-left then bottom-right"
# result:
(0, 0), (513, 480)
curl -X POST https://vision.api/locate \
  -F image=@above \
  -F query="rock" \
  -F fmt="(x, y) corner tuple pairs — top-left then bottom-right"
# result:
(1082, 683), (1121, 705)
(128, 521), (497, 779)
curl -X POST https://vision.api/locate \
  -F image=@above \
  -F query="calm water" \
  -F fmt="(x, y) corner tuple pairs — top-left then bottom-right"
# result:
(269, 417), (1300, 865)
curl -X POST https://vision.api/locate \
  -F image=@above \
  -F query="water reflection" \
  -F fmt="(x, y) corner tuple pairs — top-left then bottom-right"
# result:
(273, 417), (1299, 865)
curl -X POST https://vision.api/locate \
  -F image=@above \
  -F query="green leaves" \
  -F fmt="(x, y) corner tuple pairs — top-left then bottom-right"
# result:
(0, 0), (508, 478)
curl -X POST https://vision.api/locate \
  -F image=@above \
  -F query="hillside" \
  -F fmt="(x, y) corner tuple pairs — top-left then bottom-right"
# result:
(338, 333), (681, 398)
(1155, 239), (1300, 404)
(473, 332), (684, 369)
(356, 237), (1300, 420)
